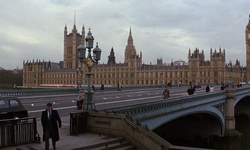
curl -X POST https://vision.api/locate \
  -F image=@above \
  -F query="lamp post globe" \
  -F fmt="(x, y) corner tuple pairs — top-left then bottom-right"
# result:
(86, 29), (94, 49)
(93, 43), (102, 62)
(77, 43), (86, 61)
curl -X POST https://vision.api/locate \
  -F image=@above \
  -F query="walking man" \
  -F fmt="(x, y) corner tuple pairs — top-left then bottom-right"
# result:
(206, 85), (210, 92)
(101, 83), (104, 93)
(162, 87), (170, 99)
(41, 103), (62, 150)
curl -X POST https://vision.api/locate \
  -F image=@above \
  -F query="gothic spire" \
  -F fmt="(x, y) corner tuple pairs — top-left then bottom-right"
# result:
(81, 24), (85, 43)
(246, 13), (250, 29)
(107, 47), (116, 65)
(127, 27), (133, 46)
(73, 10), (76, 30)
(64, 24), (67, 35)
(129, 26), (132, 36)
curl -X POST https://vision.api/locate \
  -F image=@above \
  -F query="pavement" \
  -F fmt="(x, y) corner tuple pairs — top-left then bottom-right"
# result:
(1, 116), (113, 150)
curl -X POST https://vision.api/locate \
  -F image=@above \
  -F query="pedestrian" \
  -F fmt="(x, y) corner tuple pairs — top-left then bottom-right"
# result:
(206, 85), (210, 92)
(221, 83), (225, 90)
(210, 86), (214, 92)
(187, 85), (194, 95)
(76, 92), (84, 110)
(101, 83), (104, 93)
(117, 83), (120, 91)
(92, 85), (95, 92)
(41, 103), (62, 150)
(162, 87), (170, 99)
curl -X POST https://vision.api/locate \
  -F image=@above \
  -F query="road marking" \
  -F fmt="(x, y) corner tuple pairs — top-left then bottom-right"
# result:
(96, 95), (160, 105)
(28, 95), (161, 113)
(29, 106), (76, 113)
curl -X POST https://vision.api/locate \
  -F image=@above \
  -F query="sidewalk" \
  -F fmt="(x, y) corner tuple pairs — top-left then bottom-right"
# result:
(2, 117), (112, 150)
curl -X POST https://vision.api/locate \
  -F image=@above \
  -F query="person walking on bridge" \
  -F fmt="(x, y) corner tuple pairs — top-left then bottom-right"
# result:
(187, 85), (195, 95)
(206, 85), (210, 92)
(100, 83), (104, 93)
(162, 87), (170, 99)
(76, 91), (84, 110)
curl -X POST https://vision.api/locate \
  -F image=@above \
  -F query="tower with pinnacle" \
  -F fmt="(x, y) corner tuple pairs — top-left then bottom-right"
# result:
(246, 14), (250, 81)
(63, 15), (85, 69)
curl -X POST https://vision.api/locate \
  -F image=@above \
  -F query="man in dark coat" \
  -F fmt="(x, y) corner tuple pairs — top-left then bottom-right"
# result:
(206, 85), (210, 92)
(101, 83), (104, 93)
(41, 103), (62, 150)
(187, 85), (195, 95)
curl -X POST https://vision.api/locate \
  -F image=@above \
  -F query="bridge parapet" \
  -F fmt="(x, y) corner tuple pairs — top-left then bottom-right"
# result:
(0, 88), (78, 96)
(86, 111), (172, 150)
(103, 90), (226, 122)
(103, 86), (250, 129)
(0, 85), (162, 96)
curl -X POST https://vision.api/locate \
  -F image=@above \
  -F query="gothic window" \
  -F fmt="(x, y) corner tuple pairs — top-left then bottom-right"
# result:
(28, 66), (32, 71)
(214, 71), (218, 76)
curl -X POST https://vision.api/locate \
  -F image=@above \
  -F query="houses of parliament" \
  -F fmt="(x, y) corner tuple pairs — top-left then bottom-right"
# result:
(23, 14), (250, 88)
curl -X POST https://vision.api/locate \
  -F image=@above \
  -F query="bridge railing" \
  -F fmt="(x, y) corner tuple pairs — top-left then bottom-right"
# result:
(0, 85), (162, 97)
(0, 117), (39, 148)
(0, 88), (79, 96)
(103, 90), (224, 114)
(102, 87), (250, 122)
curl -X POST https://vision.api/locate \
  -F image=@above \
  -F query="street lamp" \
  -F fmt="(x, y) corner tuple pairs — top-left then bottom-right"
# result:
(227, 60), (233, 89)
(77, 28), (102, 110)
(76, 66), (83, 90)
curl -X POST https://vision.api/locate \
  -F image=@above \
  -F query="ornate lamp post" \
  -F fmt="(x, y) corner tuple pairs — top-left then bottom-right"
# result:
(227, 60), (233, 89)
(76, 66), (83, 90)
(77, 28), (102, 110)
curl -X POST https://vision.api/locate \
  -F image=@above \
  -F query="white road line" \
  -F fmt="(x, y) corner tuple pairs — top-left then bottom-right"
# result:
(28, 95), (161, 113)
(96, 95), (160, 105)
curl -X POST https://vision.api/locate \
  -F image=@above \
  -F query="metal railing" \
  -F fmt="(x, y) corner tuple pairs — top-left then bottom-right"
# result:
(0, 85), (162, 97)
(102, 87), (250, 123)
(0, 117), (39, 148)
(0, 88), (78, 96)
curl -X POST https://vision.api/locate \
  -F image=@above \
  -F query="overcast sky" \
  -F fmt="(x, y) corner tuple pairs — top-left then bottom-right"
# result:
(0, 0), (249, 70)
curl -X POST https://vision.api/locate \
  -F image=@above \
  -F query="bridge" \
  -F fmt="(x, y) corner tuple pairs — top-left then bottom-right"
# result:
(93, 86), (249, 149)
(102, 87), (246, 133)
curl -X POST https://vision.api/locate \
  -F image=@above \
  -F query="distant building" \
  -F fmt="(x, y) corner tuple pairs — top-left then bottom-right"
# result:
(173, 59), (186, 66)
(23, 15), (249, 88)
(13, 67), (22, 74)
(246, 14), (250, 81)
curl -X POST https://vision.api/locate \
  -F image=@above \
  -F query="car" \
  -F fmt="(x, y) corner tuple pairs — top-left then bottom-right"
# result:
(0, 96), (28, 120)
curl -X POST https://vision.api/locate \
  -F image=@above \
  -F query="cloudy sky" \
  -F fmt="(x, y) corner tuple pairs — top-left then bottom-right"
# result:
(0, 0), (249, 69)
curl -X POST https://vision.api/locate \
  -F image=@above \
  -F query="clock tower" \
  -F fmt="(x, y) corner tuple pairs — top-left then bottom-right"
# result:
(246, 14), (250, 81)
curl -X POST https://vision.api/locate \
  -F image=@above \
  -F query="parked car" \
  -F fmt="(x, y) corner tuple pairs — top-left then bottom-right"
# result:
(0, 97), (28, 120)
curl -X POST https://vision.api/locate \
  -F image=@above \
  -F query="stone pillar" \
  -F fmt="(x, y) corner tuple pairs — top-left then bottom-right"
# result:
(225, 90), (235, 130)
(223, 90), (242, 150)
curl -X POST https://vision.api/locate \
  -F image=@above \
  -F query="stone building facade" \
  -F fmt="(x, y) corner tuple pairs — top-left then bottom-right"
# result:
(23, 16), (250, 88)
(246, 14), (250, 81)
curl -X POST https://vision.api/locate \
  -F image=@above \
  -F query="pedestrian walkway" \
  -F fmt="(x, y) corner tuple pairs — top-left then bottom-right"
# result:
(1, 117), (121, 150)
